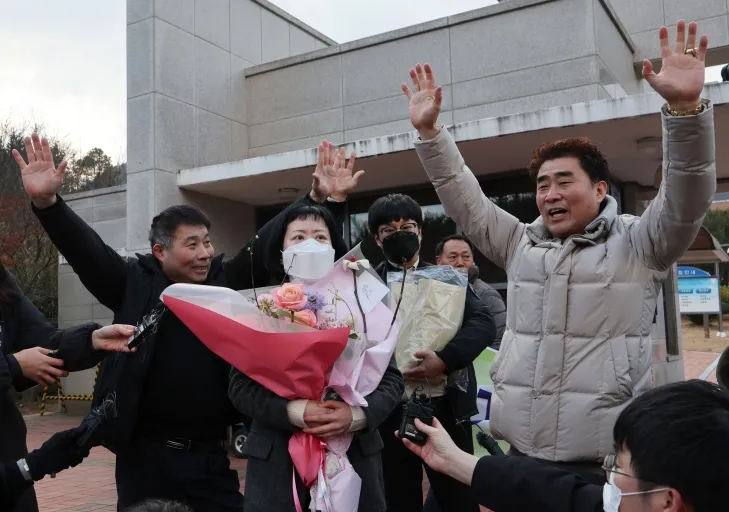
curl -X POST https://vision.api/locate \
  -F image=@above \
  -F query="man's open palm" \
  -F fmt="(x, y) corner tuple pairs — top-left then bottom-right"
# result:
(12, 134), (68, 208)
(643, 20), (709, 109)
(402, 63), (443, 138)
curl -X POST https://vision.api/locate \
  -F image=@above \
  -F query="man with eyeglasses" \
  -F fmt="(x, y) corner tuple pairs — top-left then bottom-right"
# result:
(367, 193), (495, 512)
(400, 379), (729, 512)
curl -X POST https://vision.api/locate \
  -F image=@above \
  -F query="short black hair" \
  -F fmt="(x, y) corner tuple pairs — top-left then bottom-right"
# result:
(435, 234), (474, 258)
(263, 203), (349, 281)
(721, 64), (728, 82)
(613, 380), (729, 511)
(528, 137), (610, 184)
(367, 194), (423, 235)
(124, 500), (193, 512)
(148, 205), (211, 249)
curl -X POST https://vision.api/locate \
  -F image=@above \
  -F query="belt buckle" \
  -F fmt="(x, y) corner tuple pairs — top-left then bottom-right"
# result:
(166, 437), (192, 451)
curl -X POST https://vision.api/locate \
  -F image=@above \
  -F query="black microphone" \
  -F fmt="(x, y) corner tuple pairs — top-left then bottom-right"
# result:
(476, 430), (505, 456)
(467, 265), (479, 283)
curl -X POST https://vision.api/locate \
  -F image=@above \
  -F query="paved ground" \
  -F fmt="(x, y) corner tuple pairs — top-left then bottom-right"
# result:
(24, 350), (720, 511)
(684, 350), (719, 382)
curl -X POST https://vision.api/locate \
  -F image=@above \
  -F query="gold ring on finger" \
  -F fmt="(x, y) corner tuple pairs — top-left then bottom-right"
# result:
(684, 47), (698, 57)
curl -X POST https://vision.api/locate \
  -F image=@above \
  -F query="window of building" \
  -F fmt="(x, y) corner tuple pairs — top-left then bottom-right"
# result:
(470, 192), (540, 295)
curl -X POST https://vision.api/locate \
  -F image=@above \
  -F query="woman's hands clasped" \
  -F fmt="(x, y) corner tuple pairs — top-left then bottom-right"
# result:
(303, 399), (354, 439)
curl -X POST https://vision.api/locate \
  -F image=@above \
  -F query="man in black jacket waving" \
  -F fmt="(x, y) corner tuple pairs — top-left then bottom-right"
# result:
(368, 193), (495, 512)
(13, 135), (361, 511)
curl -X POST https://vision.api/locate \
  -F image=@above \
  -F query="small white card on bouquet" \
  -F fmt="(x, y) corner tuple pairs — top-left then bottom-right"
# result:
(349, 271), (389, 314)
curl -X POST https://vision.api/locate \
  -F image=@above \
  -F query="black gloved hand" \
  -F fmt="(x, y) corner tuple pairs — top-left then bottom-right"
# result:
(25, 426), (91, 480)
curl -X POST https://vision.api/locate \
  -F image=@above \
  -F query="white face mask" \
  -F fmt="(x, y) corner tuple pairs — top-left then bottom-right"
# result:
(602, 482), (622, 512)
(603, 475), (670, 512)
(282, 238), (335, 282)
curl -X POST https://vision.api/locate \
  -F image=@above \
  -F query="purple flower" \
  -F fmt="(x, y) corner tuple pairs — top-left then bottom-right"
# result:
(303, 292), (326, 312)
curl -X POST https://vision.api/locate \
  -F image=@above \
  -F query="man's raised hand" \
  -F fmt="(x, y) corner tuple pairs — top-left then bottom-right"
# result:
(310, 139), (364, 203)
(402, 63), (442, 140)
(643, 20), (709, 111)
(12, 134), (67, 209)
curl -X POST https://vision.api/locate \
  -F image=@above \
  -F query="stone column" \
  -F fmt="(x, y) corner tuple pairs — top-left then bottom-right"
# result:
(125, 0), (334, 254)
(125, 0), (253, 252)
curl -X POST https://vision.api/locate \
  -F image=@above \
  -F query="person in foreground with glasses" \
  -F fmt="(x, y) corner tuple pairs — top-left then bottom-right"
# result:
(401, 379), (729, 512)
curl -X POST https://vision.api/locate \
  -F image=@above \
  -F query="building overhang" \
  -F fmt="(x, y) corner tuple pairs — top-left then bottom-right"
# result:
(178, 83), (729, 206)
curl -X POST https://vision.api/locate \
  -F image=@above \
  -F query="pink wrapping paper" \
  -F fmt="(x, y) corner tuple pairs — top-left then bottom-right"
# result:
(160, 284), (350, 401)
(160, 243), (399, 512)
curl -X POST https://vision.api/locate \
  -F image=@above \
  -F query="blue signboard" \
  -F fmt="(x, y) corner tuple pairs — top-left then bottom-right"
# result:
(677, 266), (711, 278)
(678, 276), (721, 314)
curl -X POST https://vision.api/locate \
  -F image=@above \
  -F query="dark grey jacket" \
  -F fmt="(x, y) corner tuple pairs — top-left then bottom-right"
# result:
(470, 278), (506, 349)
(229, 357), (404, 512)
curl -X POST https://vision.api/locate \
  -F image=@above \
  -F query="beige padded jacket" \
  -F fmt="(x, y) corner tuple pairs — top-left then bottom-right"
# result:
(413, 103), (716, 462)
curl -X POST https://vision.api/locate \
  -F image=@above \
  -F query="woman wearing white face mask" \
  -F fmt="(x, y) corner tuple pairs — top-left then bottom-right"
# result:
(228, 163), (404, 511)
(269, 205), (348, 284)
(399, 380), (728, 512)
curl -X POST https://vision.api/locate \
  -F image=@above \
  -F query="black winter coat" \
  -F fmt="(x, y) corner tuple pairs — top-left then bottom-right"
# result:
(471, 455), (602, 511)
(0, 270), (102, 510)
(31, 193), (347, 455)
(229, 358), (403, 512)
(377, 260), (496, 421)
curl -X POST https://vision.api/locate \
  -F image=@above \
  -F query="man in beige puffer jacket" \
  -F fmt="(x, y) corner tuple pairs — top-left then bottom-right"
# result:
(400, 20), (717, 479)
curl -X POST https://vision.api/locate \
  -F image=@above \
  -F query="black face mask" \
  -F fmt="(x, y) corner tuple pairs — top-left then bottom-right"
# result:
(381, 231), (420, 265)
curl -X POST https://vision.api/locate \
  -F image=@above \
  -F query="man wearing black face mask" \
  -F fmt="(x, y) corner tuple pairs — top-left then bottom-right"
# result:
(368, 194), (495, 512)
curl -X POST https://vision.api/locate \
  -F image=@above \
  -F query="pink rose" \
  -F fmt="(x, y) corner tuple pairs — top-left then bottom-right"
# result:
(292, 309), (318, 328)
(271, 283), (307, 311)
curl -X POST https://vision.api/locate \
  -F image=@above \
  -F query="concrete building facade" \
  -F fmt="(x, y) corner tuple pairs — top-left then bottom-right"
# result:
(58, 0), (729, 395)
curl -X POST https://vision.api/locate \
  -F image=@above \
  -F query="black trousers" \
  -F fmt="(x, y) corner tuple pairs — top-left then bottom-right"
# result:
(381, 397), (480, 512)
(115, 436), (244, 512)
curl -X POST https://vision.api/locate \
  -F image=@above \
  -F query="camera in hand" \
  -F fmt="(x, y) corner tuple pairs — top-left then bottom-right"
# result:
(128, 304), (168, 349)
(397, 390), (435, 446)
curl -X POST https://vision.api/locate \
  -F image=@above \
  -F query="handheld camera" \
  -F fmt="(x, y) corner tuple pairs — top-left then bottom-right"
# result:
(127, 304), (168, 349)
(397, 389), (435, 446)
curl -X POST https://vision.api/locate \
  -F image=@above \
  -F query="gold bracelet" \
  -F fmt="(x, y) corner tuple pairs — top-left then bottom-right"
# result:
(667, 101), (704, 116)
